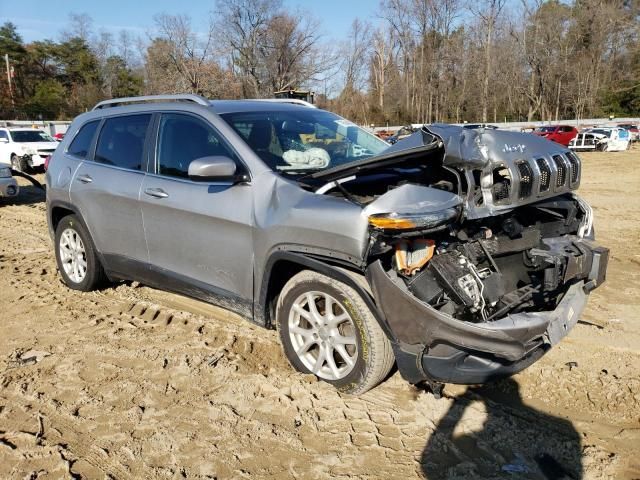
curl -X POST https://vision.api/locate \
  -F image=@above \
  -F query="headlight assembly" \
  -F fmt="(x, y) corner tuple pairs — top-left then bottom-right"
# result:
(368, 207), (459, 231)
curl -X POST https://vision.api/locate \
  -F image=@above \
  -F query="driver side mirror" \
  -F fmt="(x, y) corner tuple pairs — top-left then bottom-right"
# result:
(0, 138), (8, 143)
(188, 156), (247, 183)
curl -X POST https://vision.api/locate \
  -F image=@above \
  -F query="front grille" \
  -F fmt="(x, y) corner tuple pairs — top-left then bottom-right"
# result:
(565, 151), (580, 184)
(516, 161), (533, 198)
(536, 158), (551, 192)
(552, 155), (567, 187)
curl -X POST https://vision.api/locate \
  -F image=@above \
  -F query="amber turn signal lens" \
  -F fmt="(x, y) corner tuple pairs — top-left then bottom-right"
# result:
(368, 216), (417, 229)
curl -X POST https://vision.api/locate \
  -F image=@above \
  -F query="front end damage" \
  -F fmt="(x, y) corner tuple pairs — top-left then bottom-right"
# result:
(313, 125), (609, 385)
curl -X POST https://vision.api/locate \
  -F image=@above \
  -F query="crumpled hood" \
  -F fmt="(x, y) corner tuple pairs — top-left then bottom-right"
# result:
(309, 124), (570, 183)
(389, 124), (571, 169)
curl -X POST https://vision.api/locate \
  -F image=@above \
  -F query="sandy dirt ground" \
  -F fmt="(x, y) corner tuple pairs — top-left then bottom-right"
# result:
(0, 148), (639, 479)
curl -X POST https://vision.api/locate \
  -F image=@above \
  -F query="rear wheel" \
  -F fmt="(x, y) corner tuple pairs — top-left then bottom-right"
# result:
(54, 215), (106, 291)
(276, 270), (394, 394)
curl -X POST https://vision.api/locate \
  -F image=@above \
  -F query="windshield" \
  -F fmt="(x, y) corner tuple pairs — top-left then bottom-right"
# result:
(589, 129), (611, 137)
(10, 130), (54, 143)
(535, 126), (556, 133)
(219, 109), (389, 174)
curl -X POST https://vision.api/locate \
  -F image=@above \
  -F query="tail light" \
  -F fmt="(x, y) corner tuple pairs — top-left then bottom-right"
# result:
(44, 155), (51, 171)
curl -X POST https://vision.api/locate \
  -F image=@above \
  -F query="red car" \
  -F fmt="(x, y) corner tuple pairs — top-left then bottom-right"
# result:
(533, 125), (578, 146)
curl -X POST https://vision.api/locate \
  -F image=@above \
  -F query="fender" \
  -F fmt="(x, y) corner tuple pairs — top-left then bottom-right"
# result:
(256, 250), (397, 341)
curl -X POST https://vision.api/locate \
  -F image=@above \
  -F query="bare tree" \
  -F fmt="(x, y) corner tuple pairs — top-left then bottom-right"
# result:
(469, 0), (506, 123)
(215, 0), (282, 97)
(262, 13), (323, 92)
(151, 13), (219, 95)
(61, 13), (94, 42)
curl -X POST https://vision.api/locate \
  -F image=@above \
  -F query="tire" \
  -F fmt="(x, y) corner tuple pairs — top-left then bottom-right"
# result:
(10, 154), (29, 173)
(276, 270), (394, 395)
(54, 215), (106, 291)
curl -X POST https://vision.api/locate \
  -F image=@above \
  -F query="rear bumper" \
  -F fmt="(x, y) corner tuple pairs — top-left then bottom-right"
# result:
(0, 177), (19, 197)
(366, 238), (609, 384)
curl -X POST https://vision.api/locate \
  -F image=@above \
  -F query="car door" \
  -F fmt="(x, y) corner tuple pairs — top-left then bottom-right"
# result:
(139, 112), (254, 304)
(0, 130), (10, 164)
(561, 127), (574, 146)
(70, 114), (152, 271)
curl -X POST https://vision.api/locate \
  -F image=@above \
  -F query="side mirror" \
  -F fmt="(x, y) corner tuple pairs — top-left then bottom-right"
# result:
(188, 156), (245, 183)
(0, 138), (8, 143)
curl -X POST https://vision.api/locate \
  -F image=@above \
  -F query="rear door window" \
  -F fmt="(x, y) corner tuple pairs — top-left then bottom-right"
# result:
(68, 120), (100, 159)
(95, 114), (151, 170)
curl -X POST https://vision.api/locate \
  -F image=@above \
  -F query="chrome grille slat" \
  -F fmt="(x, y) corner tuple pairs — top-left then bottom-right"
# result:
(516, 161), (533, 199)
(535, 158), (551, 193)
(552, 154), (568, 188)
(565, 151), (580, 185)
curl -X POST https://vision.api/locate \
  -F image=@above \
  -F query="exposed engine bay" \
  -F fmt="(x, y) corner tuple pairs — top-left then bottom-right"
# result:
(309, 125), (607, 326)
(367, 196), (605, 324)
(298, 124), (609, 384)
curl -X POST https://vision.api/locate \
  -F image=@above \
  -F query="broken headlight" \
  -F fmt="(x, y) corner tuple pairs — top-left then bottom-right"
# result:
(368, 207), (459, 230)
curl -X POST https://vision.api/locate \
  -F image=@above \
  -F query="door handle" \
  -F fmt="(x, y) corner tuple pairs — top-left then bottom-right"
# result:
(144, 187), (169, 199)
(77, 174), (93, 184)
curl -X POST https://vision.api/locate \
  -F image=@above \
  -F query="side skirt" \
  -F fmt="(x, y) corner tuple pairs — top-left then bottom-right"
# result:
(103, 254), (254, 322)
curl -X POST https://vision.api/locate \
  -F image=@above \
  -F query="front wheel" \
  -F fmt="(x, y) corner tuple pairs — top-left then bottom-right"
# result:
(54, 215), (106, 291)
(10, 154), (29, 172)
(276, 270), (394, 394)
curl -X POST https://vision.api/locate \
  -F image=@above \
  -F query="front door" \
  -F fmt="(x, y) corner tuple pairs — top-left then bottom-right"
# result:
(140, 112), (254, 308)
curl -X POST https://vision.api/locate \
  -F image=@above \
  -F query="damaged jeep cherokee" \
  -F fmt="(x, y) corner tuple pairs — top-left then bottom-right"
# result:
(46, 95), (608, 394)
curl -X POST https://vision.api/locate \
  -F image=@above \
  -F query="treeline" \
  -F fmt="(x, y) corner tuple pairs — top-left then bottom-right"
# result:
(0, 0), (638, 125)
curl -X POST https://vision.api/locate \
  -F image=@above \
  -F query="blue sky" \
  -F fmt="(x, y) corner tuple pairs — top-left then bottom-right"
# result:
(0, 0), (377, 44)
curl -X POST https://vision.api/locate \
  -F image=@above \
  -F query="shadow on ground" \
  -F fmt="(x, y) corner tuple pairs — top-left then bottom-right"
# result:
(1, 184), (45, 207)
(421, 378), (583, 479)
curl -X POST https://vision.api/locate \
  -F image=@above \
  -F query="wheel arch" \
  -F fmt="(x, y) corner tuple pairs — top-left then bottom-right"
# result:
(257, 251), (395, 340)
(49, 201), (82, 233)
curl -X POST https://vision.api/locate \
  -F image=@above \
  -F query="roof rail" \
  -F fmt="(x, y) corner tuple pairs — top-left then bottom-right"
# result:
(93, 94), (210, 110)
(252, 99), (317, 108)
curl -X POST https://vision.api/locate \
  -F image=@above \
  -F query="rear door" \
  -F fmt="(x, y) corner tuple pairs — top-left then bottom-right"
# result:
(140, 112), (254, 303)
(70, 114), (152, 270)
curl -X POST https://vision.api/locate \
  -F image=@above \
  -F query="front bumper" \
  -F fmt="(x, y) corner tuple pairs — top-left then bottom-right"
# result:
(21, 153), (46, 168)
(0, 176), (19, 197)
(366, 238), (609, 384)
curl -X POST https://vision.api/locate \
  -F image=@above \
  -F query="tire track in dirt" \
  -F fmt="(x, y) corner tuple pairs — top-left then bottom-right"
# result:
(2, 161), (639, 478)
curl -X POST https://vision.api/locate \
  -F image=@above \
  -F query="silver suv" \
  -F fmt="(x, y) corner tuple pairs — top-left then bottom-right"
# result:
(46, 95), (609, 394)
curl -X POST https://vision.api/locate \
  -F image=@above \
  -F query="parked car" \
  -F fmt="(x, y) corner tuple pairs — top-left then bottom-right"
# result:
(532, 125), (578, 146)
(617, 123), (639, 142)
(387, 126), (416, 144)
(569, 127), (630, 152)
(46, 94), (608, 394)
(0, 127), (59, 172)
(568, 132), (602, 152)
(0, 165), (19, 199)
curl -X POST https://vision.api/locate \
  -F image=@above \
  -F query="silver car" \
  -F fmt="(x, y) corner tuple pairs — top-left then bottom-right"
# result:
(0, 166), (19, 198)
(46, 95), (608, 394)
